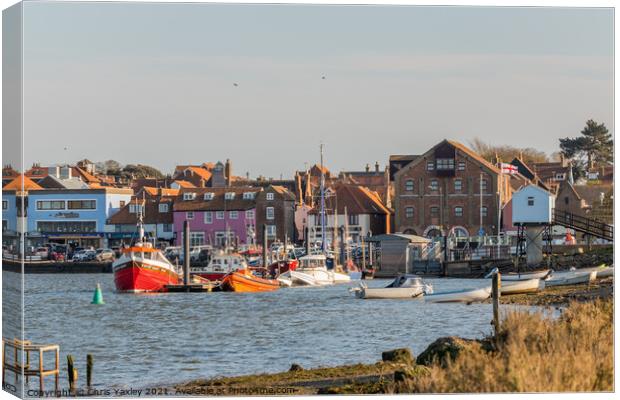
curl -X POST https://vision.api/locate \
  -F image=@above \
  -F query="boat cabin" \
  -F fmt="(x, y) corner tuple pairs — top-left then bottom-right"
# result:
(298, 254), (327, 269)
(208, 253), (246, 272)
(122, 242), (172, 263)
(387, 274), (423, 288)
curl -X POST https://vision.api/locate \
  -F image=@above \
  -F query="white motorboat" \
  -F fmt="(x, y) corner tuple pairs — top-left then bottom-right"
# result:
(295, 254), (338, 285)
(425, 286), (492, 304)
(546, 271), (597, 287)
(277, 270), (320, 286)
(500, 278), (545, 295)
(276, 275), (293, 287)
(351, 274), (432, 299)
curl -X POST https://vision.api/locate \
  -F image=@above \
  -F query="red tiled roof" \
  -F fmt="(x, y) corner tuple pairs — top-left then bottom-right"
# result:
(3, 175), (43, 191)
(309, 183), (390, 215)
(108, 197), (173, 225)
(173, 180), (196, 188)
(140, 187), (180, 197)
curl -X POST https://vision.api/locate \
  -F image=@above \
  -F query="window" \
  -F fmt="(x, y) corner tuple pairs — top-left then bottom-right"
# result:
(458, 161), (466, 171)
(454, 206), (463, 217)
(129, 204), (143, 214)
(564, 196), (569, 205)
(246, 210), (255, 219)
(186, 211), (194, 220)
(527, 196), (535, 206)
(430, 206), (439, 217)
(2, 200), (7, 210)
(36, 200), (65, 210)
(430, 180), (439, 191)
(266, 225), (276, 238)
(189, 232), (205, 247)
(204, 193), (214, 201)
(243, 192), (255, 200)
(426, 161), (435, 171)
(481, 179), (488, 192)
(67, 200), (96, 210)
(436, 158), (455, 170)
(405, 207), (414, 218)
(204, 212), (213, 224)
(405, 179), (414, 192)
(229, 211), (238, 219)
(266, 207), (275, 220)
(349, 214), (359, 225)
(266, 193), (275, 201)
(216, 211), (225, 220)
(37, 221), (96, 233)
(163, 224), (172, 232)
(481, 206), (488, 217)
(119, 201), (126, 207)
(555, 173), (566, 181)
(454, 179), (463, 192)
(183, 193), (196, 201)
(158, 203), (169, 213)
(225, 192), (235, 200)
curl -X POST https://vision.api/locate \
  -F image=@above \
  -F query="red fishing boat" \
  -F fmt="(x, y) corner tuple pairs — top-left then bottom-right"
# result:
(221, 269), (280, 292)
(112, 208), (180, 292)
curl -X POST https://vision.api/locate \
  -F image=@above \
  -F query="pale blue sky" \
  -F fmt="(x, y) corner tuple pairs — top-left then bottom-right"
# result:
(14, 3), (614, 177)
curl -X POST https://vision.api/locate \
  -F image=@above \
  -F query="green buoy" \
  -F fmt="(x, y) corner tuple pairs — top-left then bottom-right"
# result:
(91, 283), (104, 305)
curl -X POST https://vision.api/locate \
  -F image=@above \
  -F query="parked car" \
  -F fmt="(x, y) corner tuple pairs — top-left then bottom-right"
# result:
(95, 248), (116, 262)
(34, 247), (49, 258)
(73, 249), (96, 262)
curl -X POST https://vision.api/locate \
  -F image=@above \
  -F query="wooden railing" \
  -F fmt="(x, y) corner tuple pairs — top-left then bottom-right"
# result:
(553, 209), (613, 241)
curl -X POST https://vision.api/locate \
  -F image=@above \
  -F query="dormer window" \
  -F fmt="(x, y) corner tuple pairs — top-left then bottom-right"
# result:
(225, 192), (235, 200)
(158, 203), (169, 213)
(129, 204), (143, 214)
(204, 193), (215, 201)
(266, 193), (274, 201)
(243, 192), (255, 200)
(183, 192), (196, 201)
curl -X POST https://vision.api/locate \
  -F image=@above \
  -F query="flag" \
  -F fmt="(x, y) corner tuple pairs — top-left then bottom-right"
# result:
(499, 163), (518, 175)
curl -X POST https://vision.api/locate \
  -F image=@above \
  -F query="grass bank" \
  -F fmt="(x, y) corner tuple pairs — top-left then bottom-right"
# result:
(175, 299), (613, 395)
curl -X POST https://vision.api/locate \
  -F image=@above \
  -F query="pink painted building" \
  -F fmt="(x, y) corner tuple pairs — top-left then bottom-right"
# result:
(173, 187), (262, 247)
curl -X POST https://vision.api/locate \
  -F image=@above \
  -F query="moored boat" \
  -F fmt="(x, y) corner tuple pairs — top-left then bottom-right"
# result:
(546, 271), (597, 287)
(492, 269), (551, 281)
(500, 278), (545, 295)
(424, 286), (492, 303)
(277, 270), (319, 286)
(190, 252), (247, 281)
(351, 274), (432, 299)
(113, 208), (180, 293)
(221, 269), (280, 292)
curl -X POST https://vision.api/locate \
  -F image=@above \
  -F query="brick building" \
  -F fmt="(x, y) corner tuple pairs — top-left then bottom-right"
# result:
(254, 185), (296, 244)
(393, 139), (513, 238)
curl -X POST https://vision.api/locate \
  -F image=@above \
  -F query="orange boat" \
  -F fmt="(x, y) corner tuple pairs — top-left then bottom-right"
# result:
(221, 269), (280, 292)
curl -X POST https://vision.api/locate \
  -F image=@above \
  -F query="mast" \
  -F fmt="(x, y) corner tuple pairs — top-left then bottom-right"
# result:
(137, 198), (145, 244)
(344, 206), (350, 263)
(320, 143), (326, 253)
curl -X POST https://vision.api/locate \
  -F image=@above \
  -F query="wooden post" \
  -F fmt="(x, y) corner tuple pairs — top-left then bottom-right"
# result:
(262, 224), (268, 267)
(305, 226), (310, 255)
(86, 354), (93, 387)
(492, 272), (501, 334)
(361, 237), (366, 270)
(183, 220), (190, 285)
(67, 355), (76, 391)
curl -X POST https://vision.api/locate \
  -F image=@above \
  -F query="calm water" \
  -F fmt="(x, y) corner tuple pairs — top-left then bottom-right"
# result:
(4, 271), (498, 390)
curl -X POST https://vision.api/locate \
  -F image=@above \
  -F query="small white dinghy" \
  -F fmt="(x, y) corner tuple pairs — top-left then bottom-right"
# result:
(578, 264), (614, 279)
(546, 271), (597, 287)
(424, 285), (492, 304)
(350, 274), (432, 299)
(487, 269), (551, 281)
(500, 278), (545, 295)
(278, 270), (320, 286)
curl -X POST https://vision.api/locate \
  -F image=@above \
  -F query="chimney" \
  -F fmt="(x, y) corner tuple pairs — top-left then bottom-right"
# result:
(225, 159), (232, 186)
(48, 166), (60, 178)
(365, 164), (370, 172)
(375, 161), (380, 173)
(560, 153), (565, 165)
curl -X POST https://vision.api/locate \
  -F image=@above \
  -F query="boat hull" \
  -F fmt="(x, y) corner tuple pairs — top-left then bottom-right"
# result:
(222, 270), (280, 292)
(191, 271), (227, 281)
(500, 278), (545, 295)
(114, 260), (180, 293)
(358, 287), (424, 299)
(501, 270), (551, 281)
(425, 286), (492, 303)
(546, 271), (596, 287)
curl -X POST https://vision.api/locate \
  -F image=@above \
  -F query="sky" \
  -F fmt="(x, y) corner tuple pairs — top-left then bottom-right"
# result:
(4, 3), (614, 178)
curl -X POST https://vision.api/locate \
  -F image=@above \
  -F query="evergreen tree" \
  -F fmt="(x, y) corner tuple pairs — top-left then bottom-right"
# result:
(559, 120), (613, 170)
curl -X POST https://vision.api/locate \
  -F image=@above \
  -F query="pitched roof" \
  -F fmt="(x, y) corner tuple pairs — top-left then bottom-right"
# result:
(445, 140), (501, 174)
(72, 166), (101, 183)
(309, 183), (390, 215)
(573, 184), (613, 208)
(140, 187), (180, 197)
(172, 180), (196, 188)
(267, 185), (296, 201)
(38, 175), (90, 189)
(173, 187), (263, 212)
(108, 197), (173, 225)
(3, 175), (43, 191)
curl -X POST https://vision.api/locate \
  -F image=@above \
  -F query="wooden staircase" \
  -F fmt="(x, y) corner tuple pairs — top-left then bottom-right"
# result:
(553, 209), (613, 241)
